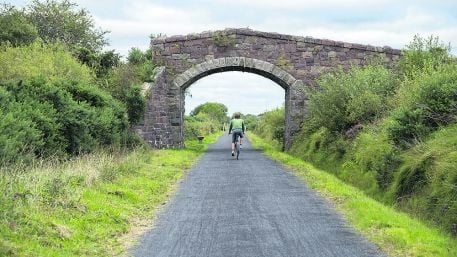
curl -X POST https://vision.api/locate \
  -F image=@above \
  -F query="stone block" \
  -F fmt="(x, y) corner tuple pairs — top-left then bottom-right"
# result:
(302, 52), (313, 59)
(171, 53), (190, 60)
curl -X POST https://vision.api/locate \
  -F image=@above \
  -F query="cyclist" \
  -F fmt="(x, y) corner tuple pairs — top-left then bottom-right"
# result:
(228, 112), (246, 156)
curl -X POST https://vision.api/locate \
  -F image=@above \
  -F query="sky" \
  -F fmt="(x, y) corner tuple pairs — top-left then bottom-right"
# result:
(7, 0), (457, 115)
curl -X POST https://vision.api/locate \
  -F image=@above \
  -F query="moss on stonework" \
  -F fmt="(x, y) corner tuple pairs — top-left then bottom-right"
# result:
(276, 52), (294, 70)
(212, 31), (236, 47)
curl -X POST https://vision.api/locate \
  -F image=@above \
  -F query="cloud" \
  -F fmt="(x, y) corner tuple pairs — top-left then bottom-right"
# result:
(65, 0), (457, 113)
(185, 72), (284, 115)
(213, 0), (394, 9)
(88, 0), (457, 56)
(252, 6), (457, 51)
(95, 1), (231, 38)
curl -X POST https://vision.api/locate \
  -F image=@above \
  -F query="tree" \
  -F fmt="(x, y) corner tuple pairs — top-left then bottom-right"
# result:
(241, 113), (259, 131)
(190, 102), (228, 124)
(26, 0), (108, 52)
(127, 47), (147, 65)
(0, 4), (38, 46)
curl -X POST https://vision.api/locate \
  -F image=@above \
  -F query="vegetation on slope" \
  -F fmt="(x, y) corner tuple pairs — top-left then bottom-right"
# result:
(0, 0), (154, 167)
(250, 133), (457, 257)
(284, 35), (457, 236)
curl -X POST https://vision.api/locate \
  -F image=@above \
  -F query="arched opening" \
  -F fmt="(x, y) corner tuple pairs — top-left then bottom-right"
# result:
(183, 71), (285, 146)
(173, 57), (302, 149)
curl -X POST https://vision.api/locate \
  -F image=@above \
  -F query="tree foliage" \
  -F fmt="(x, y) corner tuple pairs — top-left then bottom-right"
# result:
(26, 0), (108, 52)
(398, 35), (453, 79)
(0, 41), (94, 84)
(190, 102), (228, 124)
(285, 35), (457, 234)
(241, 114), (259, 131)
(0, 4), (38, 46)
(308, 65), (396, 133)
(184, 103), (228, 139)
(254, 107), (285, 143)
(0, 78), (130, 166)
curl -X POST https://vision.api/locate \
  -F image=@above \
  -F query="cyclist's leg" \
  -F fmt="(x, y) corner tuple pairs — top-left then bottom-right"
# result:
(234, 132), (240, 150)
(231, 132), (236, 155)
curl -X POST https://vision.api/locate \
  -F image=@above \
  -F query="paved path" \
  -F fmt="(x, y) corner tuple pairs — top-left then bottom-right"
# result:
(132, 135), (384, 257)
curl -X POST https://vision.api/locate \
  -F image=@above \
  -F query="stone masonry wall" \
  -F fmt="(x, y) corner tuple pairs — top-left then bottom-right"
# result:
(138, 28), (401, 149)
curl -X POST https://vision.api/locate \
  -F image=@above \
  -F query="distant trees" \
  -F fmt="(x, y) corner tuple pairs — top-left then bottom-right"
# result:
(190, 102), (229, 124)
(254, 107), (285, 143)
(184, 102), (229, 139)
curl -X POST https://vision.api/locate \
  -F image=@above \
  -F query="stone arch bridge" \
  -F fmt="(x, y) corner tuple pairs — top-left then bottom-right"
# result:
(135, 28), (400, 149)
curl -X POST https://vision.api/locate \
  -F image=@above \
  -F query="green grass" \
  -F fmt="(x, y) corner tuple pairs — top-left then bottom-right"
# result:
(0, 132), (222, 256)
(249, 133), (457, 257)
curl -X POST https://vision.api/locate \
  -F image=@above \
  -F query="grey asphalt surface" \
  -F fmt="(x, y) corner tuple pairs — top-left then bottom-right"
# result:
(132, 135), (385, 257)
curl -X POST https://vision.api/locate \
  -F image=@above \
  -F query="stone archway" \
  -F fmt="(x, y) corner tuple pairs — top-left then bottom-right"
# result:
(135, 28), (401, 149)
(174, 57), (305, 149)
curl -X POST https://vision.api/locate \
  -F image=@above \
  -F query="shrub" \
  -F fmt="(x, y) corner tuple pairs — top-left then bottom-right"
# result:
(125, 85), (146, 124)
(0, 5), (38, 46)
(345, 123), (401, 192)
(190, 102), (228, 124)
(184, 114), (220, 139)
(0, 87), (44, 165)
(386, 123), (457, 233)
(308, 65), (396, 133)
(254, 107), (285, 144)
(398, 35), (453, 79)
(127, 47), (147, 65)
(241, 114), (259, 131)
(0, 78), (130, 166)
(0, 41), (94, 84)
(388, 64), (457, 147)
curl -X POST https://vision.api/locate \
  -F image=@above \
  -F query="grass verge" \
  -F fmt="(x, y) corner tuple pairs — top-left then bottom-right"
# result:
(249, 133), (457, 257)
(0, 132), (222, 257)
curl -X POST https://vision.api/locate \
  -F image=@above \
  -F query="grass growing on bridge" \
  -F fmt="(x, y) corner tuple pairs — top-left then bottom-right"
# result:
(249, 133), (457, 257)
(0, 133), (222, 257)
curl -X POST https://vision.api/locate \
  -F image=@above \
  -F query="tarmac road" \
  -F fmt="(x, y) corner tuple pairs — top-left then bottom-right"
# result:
(132, 135), (385, 257)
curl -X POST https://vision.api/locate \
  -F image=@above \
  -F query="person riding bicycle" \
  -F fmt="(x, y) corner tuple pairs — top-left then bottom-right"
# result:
(228, 112), (245, 156)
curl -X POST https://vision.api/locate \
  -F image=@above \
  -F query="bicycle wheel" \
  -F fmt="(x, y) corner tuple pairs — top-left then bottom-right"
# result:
(236, 141), (240, 160)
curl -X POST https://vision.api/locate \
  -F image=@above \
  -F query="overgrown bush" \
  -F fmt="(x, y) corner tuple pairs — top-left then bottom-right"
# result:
(342, 123), (401, 194)
(398, 35), (453, 79)
(254, 107), (285, 144)
(0, 41), (95, 84)
(307, 65), (396, 133)
(184, 114), (220, 139)
(241, 114), (259, 131)
(389, 124), (457, 232)
(388, 64), (457, 147)
(286, 35), (457, 235)
(184, 102), (227, 140)
(0, 78), (130, 166)
(0, 5), (38, 46)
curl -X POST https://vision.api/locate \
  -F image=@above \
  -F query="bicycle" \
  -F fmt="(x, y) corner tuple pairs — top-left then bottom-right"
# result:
(229, 132), (241, 160)
(234, 134), (241, 160)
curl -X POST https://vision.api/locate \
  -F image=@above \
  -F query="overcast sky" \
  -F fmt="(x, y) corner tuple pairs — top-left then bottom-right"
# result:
(8, 0), (457, 115)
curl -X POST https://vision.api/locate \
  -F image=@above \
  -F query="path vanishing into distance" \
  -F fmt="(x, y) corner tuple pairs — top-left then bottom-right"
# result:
(132, 135), (385, 257)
